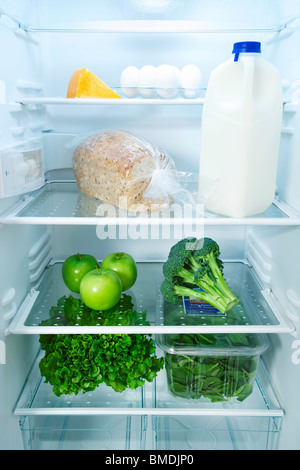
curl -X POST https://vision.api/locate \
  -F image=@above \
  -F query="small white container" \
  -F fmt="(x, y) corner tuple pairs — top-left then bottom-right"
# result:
(199, 41), (283, 217)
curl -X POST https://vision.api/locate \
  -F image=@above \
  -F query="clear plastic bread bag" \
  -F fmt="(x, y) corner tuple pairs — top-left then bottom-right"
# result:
(71, 130), (201, 215)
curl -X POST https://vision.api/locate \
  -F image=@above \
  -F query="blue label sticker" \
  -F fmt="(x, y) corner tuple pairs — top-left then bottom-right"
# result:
(183, 288), (226, 316)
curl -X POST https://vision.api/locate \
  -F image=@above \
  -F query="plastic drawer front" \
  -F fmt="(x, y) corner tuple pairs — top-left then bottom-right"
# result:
(152, 414), (282, 451)
(20, 413), (281, 451)
(15, 349), (283, 450)
(20, 415), (146, 451)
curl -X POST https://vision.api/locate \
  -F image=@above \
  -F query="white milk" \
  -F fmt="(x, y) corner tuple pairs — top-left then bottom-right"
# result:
(199, 41), (283, 217)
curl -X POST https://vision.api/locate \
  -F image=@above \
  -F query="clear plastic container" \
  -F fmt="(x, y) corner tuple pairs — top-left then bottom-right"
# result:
(20, 415), (146, 450)
(157, 332), (269, 402)
(152, 414), (282, 450)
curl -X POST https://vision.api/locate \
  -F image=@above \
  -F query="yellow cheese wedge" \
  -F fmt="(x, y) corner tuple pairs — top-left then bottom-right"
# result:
(67, 68), (121, 99)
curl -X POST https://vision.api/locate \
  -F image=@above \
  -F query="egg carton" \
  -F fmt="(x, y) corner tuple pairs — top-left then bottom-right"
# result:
(120, 64), (202, 99)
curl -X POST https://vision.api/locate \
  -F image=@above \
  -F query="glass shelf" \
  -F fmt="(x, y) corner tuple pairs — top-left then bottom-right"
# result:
(14, 350), (283, 419)
(12, 20), (287, 34)
(153, 361), (283, 417)
(8, 261), (294, 335)
(17, 92), (206, 106)
(17, 93), (290, 107)
(2, 4), (299, 35)
(2, 181), (300, 227)
(15, 351), (145, 416)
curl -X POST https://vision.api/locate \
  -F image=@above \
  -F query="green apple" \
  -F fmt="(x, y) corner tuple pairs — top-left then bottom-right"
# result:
(80, 268), (122, 310)
(101, 252), (137, 291)
(62, 253), (99, 293)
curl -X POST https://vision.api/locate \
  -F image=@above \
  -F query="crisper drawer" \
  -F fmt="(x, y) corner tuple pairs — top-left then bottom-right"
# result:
(152, 414), (281, 451)
(152, 362), (283, 451)
(20, 415), (145, 451)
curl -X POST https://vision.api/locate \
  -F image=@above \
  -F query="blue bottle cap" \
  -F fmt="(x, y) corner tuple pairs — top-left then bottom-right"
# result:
(232, 41), (261, 62)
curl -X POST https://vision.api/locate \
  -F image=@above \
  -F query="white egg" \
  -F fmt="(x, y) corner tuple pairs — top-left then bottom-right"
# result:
(155, 64), (180, 99)
(120, 66), (140, 98)
(180, 64), (202, 98)
(138, 65), (157, 98)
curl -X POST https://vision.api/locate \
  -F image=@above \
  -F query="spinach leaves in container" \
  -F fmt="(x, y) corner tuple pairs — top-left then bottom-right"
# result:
(157, 332), (269, 402)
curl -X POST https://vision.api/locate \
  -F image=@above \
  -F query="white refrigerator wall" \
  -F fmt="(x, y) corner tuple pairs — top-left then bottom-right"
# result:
(1, 0), (300, 450)
(252, 225), (300, 450)
(0, 225), (47, 449)
(254, 23), (300, 450)
(0, 8), (45, 450)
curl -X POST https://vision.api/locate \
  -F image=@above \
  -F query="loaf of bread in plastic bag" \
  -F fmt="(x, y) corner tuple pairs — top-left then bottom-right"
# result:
(73, 131), (177, 212)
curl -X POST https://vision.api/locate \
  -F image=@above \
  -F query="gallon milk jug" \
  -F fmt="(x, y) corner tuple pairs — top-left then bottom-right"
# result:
(199, 41), (282, 217)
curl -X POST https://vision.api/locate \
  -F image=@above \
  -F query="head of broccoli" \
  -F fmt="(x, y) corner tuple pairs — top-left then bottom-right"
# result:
(161, 237), (239, 313)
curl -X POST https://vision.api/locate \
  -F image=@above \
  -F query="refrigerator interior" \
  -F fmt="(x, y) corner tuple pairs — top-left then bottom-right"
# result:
(1, 0), (300, 450)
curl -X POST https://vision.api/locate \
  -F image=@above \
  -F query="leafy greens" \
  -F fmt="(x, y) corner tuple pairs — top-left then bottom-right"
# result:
(39, 294), (164, 396)
(164, 332), (260, 402)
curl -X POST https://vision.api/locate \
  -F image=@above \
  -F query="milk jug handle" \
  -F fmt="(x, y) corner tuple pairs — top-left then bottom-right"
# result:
(231, 42), (261, 110)
(242, 58), (254, 110)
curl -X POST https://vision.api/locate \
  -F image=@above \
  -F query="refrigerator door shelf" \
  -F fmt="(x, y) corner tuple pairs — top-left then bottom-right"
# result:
(0, 146), (44, 199)
(7, 261), (295, 335)
(2, 181), (300, 227)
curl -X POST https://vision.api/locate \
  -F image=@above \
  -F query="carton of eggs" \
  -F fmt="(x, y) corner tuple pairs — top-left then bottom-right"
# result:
(120, 64), (202, 99)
